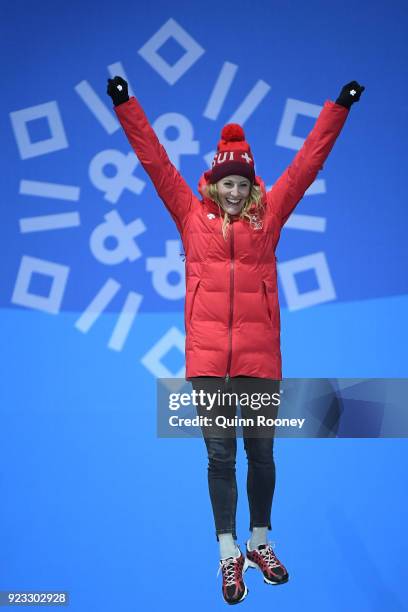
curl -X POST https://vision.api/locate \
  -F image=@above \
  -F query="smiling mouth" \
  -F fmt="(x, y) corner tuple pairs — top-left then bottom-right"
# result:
(226, 198), (241, 205)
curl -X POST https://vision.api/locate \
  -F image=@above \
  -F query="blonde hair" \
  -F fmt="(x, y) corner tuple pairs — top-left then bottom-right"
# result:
(205, 182), (264, 240)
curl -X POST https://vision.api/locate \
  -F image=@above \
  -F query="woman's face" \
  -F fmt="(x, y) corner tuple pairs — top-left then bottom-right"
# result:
(216, 175), (251, 216)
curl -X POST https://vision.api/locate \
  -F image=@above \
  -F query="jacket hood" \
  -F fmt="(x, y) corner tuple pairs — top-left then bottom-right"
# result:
(197, 172), (267, 208)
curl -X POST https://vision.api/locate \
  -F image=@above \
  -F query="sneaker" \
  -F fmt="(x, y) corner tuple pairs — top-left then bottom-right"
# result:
(217, 549), (249, 605)
(245, 541), (289, 585)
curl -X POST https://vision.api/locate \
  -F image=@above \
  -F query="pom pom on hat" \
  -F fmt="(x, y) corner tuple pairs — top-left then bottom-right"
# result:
(221, 124), (245, 142)
(217, 123), (251, 154)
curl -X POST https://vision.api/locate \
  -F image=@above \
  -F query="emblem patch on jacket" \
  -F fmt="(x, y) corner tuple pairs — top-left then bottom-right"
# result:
(249, 213), (263, 230)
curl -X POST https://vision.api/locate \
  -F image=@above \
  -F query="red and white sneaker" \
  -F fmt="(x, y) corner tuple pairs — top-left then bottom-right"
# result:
(217, 549), (249, 605)
(245, 541), (289, 585)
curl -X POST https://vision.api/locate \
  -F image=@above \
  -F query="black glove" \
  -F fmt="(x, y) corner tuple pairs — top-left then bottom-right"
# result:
(106, 76), (129, 107)
(335, 80), (365, 109)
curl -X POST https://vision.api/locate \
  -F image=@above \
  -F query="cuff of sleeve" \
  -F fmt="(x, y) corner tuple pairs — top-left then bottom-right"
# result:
(335, 98), (351, 110)
(114, 96), (136, 114)
(113, 97), (130, 108)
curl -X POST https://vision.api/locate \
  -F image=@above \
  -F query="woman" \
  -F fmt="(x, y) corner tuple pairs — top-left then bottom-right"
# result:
(107, 76), (364, 604)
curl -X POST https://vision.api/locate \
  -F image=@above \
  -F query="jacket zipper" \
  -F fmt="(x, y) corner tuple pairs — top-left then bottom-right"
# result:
(225, 222), (235, 381)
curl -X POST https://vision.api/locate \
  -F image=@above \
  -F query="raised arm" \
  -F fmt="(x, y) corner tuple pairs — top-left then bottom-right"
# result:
(268, 80), (365, 228)
(107, 76), (193, 235)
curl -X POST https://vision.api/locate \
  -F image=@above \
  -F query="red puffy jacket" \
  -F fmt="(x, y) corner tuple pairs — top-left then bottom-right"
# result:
(115, 97), (348, 380)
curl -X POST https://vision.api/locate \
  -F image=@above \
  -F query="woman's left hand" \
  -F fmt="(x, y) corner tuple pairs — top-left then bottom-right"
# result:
(335, 81), (365, 109)
(107, 76), (130, 107)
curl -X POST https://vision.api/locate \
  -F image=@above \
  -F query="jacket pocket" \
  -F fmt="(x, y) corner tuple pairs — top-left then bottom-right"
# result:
(262, 279), (279, 327)
(185, 278), (201, 324)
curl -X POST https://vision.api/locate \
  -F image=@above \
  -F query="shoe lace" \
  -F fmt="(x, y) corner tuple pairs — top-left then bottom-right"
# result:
(217, 557), (239, 586)
(259, 542), (280, 569)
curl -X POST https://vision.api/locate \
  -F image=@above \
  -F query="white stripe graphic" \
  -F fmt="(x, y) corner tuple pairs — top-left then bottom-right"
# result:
(75, 279), (121, 332)
(203, 62), (238, 120)
(108, 291), (143, 351)
(227, 80), (271, 125)
(19, 180), (80, 201)
(305, 180), (326, 195)
(19, 212), (80, 233)
(284, 214), (326, 232)
(75, 80), (118, 134)
(267, 179), (326, 198)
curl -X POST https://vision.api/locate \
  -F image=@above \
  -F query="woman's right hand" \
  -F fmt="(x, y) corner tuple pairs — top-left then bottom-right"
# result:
(335, 81), (365, 109)
(107, 76), (129, 107)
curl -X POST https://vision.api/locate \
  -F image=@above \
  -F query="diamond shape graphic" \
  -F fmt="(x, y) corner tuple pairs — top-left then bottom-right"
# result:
(11, 255), (70, 314)
(276, 98), (321, 150)
(138, 18), (205, 85)
(141, 326), (185, 380)
(10, 101), (68, 160)
(279, 252), (336, 311)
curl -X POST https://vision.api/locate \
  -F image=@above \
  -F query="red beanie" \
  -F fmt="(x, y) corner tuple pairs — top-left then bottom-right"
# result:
(205, 124), (256, 184)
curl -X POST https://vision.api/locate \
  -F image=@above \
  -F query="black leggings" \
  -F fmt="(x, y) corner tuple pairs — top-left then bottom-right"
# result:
(190, 376), (280, 541)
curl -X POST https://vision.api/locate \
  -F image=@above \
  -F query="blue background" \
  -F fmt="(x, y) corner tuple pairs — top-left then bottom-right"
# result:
(1, 0), (407, 610)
